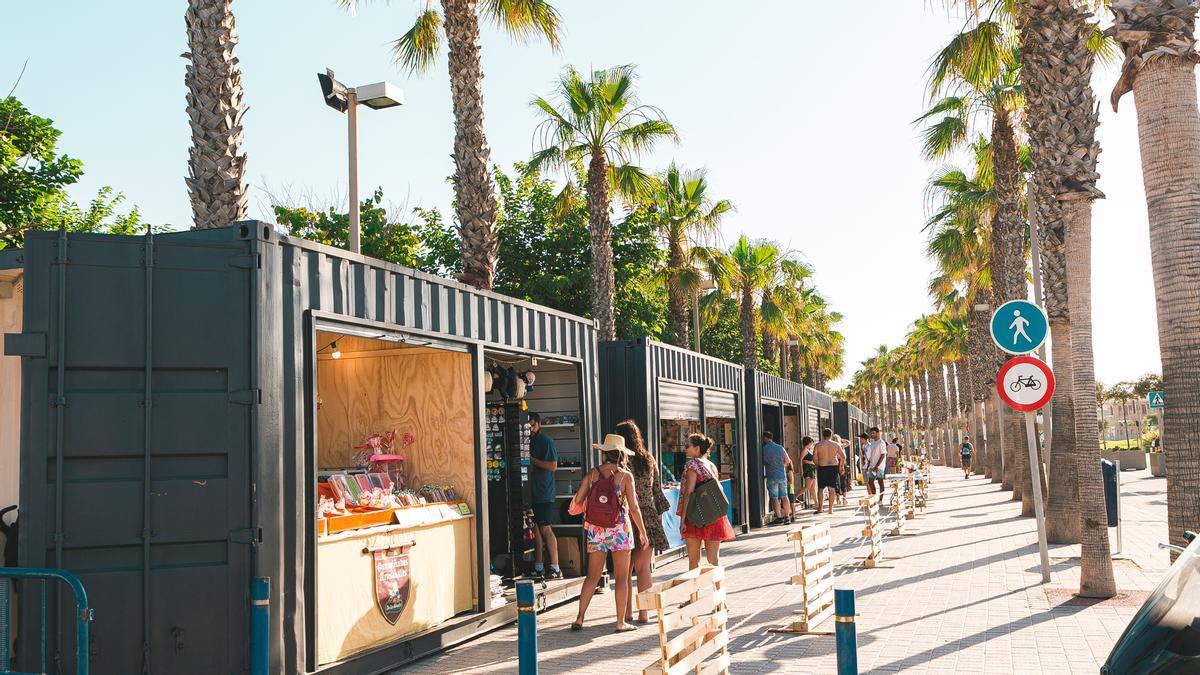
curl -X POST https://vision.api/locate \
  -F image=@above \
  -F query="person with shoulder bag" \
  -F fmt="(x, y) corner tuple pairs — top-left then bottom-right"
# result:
(616, 419), (671, 624)
(677, 433), (735, 569)
(567, 434), (648, 632)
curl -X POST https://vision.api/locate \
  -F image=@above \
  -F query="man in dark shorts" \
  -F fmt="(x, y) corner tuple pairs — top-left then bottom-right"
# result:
(528, 412), (561, 578)
(960, 434), (973, 479)
(812, 428), (845, 515)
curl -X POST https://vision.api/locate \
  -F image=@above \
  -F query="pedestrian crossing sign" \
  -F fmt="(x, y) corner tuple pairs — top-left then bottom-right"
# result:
(1148, 391), (1165, 409)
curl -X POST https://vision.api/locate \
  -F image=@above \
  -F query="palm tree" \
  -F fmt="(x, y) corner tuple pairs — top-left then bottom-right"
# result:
(184, 0), (249, 229)
(924, 148), (998, 479)
(1110, 0), (1200, 560)
(705, 237), (808, 370)
(345, 0), (562, 289)
(920, 20), (1032, 508)
(529, 65), (677, 339)
(645, 163), (732, 348)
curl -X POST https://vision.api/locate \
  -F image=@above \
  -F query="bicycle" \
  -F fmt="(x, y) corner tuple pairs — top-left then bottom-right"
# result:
(1009, 375), (1041, 393)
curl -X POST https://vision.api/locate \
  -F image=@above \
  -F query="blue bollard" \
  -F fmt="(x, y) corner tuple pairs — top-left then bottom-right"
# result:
(250, 577), (270, 675)
(517, 580), (538, 675)
(834, 588), (858, 675)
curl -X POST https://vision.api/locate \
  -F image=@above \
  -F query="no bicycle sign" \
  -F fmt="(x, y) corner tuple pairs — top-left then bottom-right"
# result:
(997, 355), (1055, 412)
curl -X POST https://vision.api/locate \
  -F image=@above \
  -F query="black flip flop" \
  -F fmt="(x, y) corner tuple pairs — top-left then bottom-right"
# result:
(570, 622), (583, 632)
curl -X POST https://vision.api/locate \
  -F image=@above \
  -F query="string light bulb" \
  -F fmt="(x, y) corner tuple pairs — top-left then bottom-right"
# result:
(331, 341), (341, 360)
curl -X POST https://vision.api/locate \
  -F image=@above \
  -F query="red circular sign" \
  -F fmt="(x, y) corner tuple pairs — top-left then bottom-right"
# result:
(996, 355), (1055, 412)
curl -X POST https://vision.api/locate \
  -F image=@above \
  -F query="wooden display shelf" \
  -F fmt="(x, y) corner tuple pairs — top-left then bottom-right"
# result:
(318, 500), (472, 536)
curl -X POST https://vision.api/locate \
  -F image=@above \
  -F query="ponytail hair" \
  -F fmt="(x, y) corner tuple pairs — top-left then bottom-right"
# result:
(687, 433), (713, 457)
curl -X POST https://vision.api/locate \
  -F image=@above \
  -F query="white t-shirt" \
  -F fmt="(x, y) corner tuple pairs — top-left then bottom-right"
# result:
(864, 439), (887, 470)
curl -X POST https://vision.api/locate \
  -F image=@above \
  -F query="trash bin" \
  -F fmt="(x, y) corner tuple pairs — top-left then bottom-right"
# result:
(1101, 458), (1118, 528)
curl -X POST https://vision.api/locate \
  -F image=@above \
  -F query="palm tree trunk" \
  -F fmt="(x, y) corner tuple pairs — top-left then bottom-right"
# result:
(1065, 200), (1116, 597)
(968, 299), (995, 476)
(667, 233), (689, 348)
(443, 0), (500, 289)
(184, 0), (249, 230)
(789, 343), (803, 383)
(762, 332), (777, 371)
(1046, 316), (1080, 543)
(739, 286), (757, 369)
(1113, 0), (1200, 556)
(585, 149), (617, 340)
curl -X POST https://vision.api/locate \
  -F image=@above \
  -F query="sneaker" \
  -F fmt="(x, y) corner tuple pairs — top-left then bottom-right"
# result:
(546, 569), (563, 580)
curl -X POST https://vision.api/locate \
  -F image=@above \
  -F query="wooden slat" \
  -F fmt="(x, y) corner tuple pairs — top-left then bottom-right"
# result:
(806, 576), (834, 603)
(660, 589), (726, 631)
(802, 603), (835, 631)
(806, 535), (833, 552)
(663, 618), (714, 660)
(665, 630), (728, 675)
(802, 547), (832, 568)
(697, 651), (731, 675)
(657, 571), (719, 608)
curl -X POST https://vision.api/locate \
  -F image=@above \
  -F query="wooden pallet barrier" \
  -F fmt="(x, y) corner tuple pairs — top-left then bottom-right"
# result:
(770, 522), (835, 635)
(904, 474), (918, 519)
(858, 494), (887, 568)
(635, 565), (730, 675)
(888, 479), (908, 535)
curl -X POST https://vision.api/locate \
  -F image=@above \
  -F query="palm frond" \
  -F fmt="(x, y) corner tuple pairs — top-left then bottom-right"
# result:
(391, 9), (443, 75)
(482, 0), (562, 48)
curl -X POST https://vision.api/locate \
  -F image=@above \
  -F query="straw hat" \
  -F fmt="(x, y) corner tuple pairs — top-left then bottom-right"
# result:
(592, 433), (635, 456)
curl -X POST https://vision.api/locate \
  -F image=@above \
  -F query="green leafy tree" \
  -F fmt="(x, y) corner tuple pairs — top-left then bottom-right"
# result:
(273, 188), (460, 276)
(1, 97), (154, 247)
(1, 96), (84, 247)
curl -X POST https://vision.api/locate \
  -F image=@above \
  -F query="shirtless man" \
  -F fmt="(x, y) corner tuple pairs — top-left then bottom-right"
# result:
(812, 428), (845, 515)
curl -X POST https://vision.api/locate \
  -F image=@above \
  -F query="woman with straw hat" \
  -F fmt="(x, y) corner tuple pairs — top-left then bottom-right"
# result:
(567, 433), (649, 632)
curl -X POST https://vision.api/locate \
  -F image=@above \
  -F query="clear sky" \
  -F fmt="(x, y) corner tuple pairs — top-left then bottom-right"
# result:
(3, 1), (1161, 390)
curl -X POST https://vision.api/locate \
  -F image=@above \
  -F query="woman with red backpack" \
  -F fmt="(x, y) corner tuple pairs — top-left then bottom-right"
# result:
(568, 434), (649, 632)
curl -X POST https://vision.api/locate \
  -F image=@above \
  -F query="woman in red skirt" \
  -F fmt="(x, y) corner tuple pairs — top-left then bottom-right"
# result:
(677, 433), (736, 569)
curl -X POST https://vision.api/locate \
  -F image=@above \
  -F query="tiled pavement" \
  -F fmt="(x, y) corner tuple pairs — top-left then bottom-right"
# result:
(402, 465), (1171, 674)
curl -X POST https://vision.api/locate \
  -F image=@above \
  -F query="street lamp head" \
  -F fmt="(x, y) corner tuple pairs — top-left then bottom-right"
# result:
(318, 69), (350, 113)
(356, 81), (404, 110)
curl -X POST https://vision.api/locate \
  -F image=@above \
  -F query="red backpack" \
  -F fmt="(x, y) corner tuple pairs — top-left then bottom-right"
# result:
(585, 467), (622, 528)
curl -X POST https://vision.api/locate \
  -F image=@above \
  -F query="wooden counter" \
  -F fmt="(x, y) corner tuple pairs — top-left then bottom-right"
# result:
(316, 516), (477, 665)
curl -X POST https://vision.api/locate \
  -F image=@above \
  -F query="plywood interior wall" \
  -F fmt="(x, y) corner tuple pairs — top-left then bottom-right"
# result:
(316, 332), (477, 507)
(782, 408), (801, 467)
(0, 273), (23, 541)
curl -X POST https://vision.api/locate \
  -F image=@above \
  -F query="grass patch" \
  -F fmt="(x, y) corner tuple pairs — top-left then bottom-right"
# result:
(1101, 439), (1144, 451)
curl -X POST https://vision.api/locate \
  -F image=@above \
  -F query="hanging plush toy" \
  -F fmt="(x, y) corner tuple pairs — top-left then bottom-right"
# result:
(520, 371), (536, 393)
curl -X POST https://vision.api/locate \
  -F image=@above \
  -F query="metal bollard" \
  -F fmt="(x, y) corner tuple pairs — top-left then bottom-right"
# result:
(250, 577), (270, 675)
(834, 588), (858, 675)
(517, 580), (538, 675)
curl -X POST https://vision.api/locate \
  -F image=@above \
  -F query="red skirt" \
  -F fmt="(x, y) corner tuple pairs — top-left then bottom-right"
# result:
(682, 515), (736, 542)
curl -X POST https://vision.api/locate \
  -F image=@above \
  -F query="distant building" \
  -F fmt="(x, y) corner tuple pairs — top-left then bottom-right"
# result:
(1100, 397), (1153, 442)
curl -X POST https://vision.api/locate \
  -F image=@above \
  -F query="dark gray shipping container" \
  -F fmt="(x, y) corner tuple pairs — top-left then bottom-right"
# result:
(742, 370), (807, 528)
(4, 224), (601, 674)
(833, 401), (871, 479)
(598, 338), (748, 532)
(803, 385), (834, 439)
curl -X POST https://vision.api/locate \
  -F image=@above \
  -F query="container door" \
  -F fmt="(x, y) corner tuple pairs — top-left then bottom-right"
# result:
(17, 232), (254, 674)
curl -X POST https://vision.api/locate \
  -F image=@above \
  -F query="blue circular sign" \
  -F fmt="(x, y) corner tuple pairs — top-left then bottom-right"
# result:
(990, 300), (1048, 355)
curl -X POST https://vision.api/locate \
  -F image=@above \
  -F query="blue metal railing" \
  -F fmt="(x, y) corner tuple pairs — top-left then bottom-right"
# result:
(0, 568), (91, 675)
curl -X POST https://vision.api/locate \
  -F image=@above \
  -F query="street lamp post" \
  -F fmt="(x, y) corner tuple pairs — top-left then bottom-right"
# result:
(692, 277), (717, 353)
(317, 69), (404, 254)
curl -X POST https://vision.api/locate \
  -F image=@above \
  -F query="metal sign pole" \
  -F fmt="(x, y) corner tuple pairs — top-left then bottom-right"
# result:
(1025, 411), (1051, 582)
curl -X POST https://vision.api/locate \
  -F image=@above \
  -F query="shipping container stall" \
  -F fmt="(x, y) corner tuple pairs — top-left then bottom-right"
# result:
(743, 370), (806, 528)
(598, 338), (747, 553)
(833, 401), (871, 481)
(4, 225), (602, 674)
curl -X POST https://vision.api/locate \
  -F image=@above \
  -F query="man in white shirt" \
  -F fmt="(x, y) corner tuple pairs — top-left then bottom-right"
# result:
(862, 427), (887, 496)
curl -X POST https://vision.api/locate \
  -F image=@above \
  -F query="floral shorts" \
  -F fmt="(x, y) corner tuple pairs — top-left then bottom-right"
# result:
(585, 511), (634, 553)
